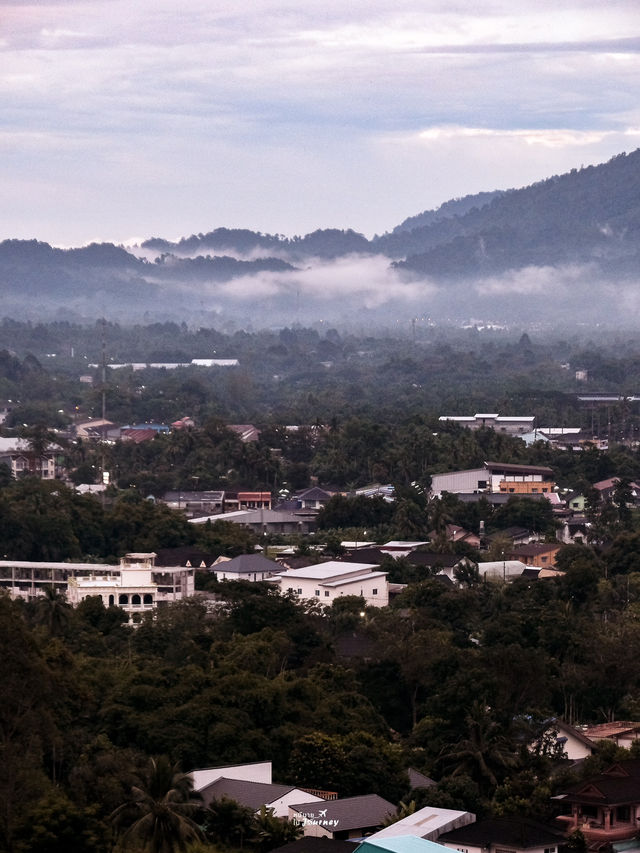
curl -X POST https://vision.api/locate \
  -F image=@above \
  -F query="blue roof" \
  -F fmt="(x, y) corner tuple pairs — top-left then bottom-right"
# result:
(357, 837), (448, 853)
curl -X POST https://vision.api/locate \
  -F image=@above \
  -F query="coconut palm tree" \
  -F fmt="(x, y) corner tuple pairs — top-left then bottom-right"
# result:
(111, 756), (203, 853)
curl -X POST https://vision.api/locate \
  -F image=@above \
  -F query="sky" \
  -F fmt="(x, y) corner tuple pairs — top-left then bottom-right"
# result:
(2, 0), (640, 246)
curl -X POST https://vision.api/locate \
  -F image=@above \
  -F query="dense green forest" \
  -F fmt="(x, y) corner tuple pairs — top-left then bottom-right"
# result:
(5, 539), (640, 853)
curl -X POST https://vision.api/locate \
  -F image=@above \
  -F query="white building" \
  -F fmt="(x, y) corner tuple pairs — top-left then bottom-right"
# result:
(275, 561), (389, 607)
(430, 462), (554, 497)
(439, 414), (534, 435)
(0, 552), (194, 621)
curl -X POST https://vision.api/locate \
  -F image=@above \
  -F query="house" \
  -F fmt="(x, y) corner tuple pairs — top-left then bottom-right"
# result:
(161, 490), (226, 516)
(199, 778), (323, 818)
(228, 424), (261, 443)
(507, 543), (560, 569)
(554, 759), (640, 845)
(0, 436), (63, 479)
(294, 487), (334, 510)
(539, 720), (595, 761)
(487, 527), (542, 547)
(190, 509), (317, 535)
(74, 418), (117, 440)
(430, 525), (480, 549)
(366, 805), (475, 843)
(213, 553), (281, 582)
(238, 491), (272, 510)
(581, 722), (640, 749)
(556, 516), (590, 545)
(438, 818), (564, 853)
(275, 561), (389, 607)
(430, 463), (554, 498)
(476, 560), (529, 581)
(289, 794), (395, 839)
(171, 416), (194, 430)
(0, 552), (195, 622)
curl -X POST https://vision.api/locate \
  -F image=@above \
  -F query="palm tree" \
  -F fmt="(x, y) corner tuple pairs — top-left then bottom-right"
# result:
(111, 756), (203, 853)
(439, 701), (519, 793)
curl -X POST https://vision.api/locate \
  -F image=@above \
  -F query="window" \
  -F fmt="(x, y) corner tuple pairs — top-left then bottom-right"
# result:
(617, 806), (631, 823)
(324, 591), (330, 597)
(315, 590), (320, 596)
(544, 848), (556, 853)
(131, 594), (141, 605)
(372, 588), (378, 595)
(297, 588), (302, 594)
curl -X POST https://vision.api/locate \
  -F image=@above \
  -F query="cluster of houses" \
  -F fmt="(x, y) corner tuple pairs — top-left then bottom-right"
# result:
(189, 743), (640, 853)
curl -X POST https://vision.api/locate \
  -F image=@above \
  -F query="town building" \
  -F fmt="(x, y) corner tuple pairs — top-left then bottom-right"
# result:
(430, 462), (554, 497)
(439, 414), (534, 435)
(0, 552), (194, 622)
(275, 561), (389, 607)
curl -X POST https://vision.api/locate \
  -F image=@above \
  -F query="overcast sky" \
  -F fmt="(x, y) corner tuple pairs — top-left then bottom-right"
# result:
(2, 0), (639, 246)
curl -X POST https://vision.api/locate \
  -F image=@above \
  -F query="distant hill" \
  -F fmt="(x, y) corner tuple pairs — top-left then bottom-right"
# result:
(383, 150), (640, 276)
(390, 190), (505, 235)
(1, 149), (639, 326)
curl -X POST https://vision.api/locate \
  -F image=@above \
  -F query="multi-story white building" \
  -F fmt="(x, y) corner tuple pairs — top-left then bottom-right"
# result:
(274, 561), (389, 607)
(0, 552), (194, 621)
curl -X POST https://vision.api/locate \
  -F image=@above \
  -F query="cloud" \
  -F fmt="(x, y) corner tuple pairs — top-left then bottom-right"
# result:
(473, 263), (593, 296)
(205, 255), (433, 309)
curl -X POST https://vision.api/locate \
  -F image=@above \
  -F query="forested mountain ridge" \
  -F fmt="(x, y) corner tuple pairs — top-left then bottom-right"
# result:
(1, 149), (639, 326)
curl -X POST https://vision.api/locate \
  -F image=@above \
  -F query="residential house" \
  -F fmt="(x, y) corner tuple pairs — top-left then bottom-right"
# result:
(554, 759), (640, 845)
(543, 720), (596, 761)
(238, 491), (272, 510)
(199, 778), (323, 818)
(171, 416), (194, 430)
(294, 486), (334, 511)
(275, 561), (389, 607)
(228, 424), (261, 442)
(289, 794), (395, 839)
(0, 436), (63, 479)
(213, 553), (281, 582)
(161, 490), (226, 516)
(556, 516), (590, 545)
(439, 818), (564, 853)
(476, 560), (529, 582)
(581, 722), (640, 749)
(190, 509), (317, 535)
(507, 543), (561, 569)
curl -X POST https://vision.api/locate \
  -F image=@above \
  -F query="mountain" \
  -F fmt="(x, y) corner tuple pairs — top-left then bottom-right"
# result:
(382, 150), (640, 276)
(1, 149), (639, 327)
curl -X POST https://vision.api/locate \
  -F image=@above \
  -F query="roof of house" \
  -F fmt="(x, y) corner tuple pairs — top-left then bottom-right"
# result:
(154, 547), (219, 567)
(277, 561), (382, 581)
(509, 543), (559, 557)
(367, 806), (474, 842)
(439, 818), (564, 849)
(558, 760), (640, 805)
(484, 461), (554, 476)
(583, 722), (640, 740)
(296, 486), (333, 501)
(407, 553), (463, 569)
(290, 795), (395, 832)
(273, 839), (355, 853)
(218, 553), (282, 575)
(359, 836), (452, 853)
(200, 777), (298, 809)
(407, 770), (438, 791)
